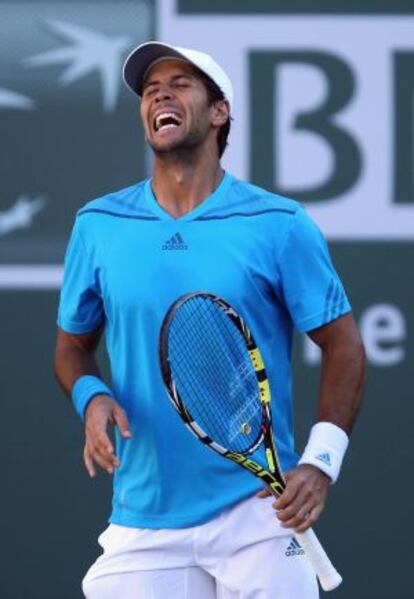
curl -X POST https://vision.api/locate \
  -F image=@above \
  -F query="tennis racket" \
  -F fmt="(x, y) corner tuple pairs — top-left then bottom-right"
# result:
(159, 291), (342, 592)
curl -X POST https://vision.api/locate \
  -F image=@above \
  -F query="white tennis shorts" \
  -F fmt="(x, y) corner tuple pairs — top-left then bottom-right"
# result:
(82, 494), (319, 599)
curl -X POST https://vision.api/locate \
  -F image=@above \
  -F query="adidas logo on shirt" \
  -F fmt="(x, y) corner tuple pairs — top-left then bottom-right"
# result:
(315, 452), (331, 466)
(285, 537), (305, 557)
(162, 233), (188, 250)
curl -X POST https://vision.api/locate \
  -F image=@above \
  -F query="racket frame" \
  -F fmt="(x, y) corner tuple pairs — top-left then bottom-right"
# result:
(159, 291), (342, 592)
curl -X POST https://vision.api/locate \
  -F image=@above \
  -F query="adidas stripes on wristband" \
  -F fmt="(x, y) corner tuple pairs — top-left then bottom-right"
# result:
(298, 421), (349, 484)
(71, 375), (114, 421)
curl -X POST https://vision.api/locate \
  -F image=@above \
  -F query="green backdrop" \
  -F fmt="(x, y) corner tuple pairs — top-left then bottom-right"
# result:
(0, 1), (412, 598)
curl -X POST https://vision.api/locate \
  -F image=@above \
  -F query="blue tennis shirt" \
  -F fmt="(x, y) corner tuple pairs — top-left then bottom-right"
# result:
(58, 172), (351, 528)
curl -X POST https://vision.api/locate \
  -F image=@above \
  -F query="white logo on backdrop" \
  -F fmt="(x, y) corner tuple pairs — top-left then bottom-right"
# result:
(0, 89), (36, 110)
(23, 19), (131, 113)
(0, 196), (47, 237)
(0, 5), (149, 290)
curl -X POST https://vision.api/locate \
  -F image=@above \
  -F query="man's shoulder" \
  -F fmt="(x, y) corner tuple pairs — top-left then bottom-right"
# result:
(225, 175), (302, 216)
(76, 180), (149, 219)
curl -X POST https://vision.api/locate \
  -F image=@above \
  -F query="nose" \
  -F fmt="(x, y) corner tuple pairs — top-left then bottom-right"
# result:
(154, 85), (174, 103)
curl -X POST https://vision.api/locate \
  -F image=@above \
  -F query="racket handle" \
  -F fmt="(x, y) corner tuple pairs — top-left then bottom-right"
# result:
(295, 528), (342, 591)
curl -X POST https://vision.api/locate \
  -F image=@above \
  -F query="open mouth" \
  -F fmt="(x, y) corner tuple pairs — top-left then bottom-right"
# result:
(153, 112), (183, 133)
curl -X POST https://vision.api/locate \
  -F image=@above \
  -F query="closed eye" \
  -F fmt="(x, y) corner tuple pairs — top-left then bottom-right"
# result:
(143, 85), (157, 97)
(173, 76), (193, 87)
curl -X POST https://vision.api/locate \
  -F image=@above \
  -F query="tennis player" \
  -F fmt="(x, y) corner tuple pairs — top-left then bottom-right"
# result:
(54, 42), (365, 598)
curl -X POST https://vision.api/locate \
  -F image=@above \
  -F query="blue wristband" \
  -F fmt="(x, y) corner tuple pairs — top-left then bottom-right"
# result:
(71, 375), (114, 421)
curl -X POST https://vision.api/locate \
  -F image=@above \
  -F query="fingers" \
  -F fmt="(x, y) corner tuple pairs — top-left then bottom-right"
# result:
(276, 497), (323, 532)
(274, 473), (300, 510)
(83, 441), (116, 478)
(83, 432), (119, 475)
(272, 465), (330, 532)
(113, 406), (133, 439)
(294, 504), (324, 533)
(256, 487), (272, 498)
(84, 395), (131, 476)
(83, 444), (96, 478)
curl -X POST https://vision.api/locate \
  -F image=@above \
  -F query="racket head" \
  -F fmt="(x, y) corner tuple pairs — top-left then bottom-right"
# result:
(159, 292), (271, 456)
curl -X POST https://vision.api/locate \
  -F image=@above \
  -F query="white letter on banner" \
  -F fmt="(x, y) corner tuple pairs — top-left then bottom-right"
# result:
(360, 304), (406, 366)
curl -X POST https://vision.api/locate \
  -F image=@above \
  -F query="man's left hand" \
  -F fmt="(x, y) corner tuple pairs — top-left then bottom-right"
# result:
(256, 464), (330, 532)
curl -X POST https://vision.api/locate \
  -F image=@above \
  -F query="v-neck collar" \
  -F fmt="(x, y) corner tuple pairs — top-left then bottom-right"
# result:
(143, 171), (233, 222)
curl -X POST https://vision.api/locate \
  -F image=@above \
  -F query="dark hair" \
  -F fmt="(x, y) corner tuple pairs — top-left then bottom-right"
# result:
(198, 71), (232, 158)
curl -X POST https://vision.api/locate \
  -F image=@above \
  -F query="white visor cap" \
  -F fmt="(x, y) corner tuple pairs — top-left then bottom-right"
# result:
(123, 41), (233, 111)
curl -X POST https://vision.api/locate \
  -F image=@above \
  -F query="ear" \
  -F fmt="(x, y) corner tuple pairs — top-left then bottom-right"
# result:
(210, 100), (230, 127)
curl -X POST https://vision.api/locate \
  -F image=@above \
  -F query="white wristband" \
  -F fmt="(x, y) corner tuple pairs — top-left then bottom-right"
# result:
(298, 422), (349, 484)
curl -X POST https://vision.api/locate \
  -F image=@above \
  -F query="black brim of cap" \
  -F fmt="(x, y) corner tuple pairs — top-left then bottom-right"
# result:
(123, 42), (189, 96)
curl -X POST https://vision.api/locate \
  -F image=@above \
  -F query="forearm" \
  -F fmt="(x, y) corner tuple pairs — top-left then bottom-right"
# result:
(54, 328), (103, 397)
(316, 339), (366, 434)
(54, 346), (100, 396)
(308, 313), (366, 435)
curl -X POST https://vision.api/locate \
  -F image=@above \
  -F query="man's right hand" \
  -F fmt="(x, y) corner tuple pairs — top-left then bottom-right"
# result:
(83, 394), (132, 477)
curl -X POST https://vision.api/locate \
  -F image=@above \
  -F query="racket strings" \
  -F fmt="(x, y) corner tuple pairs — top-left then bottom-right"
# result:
(168, 296), (262, 453)
(169, 300), (225, 404)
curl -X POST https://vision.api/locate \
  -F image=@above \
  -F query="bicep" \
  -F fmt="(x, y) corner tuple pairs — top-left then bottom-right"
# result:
(55, 326), (103, 354)
(307, 313), (363, 351)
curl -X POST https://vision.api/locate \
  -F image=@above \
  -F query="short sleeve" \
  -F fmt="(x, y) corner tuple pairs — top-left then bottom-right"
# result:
(57, 218), (104, 334)
(278, 207), (351, 333)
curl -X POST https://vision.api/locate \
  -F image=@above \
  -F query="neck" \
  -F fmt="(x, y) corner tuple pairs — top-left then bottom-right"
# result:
(151, 144), (223, 218)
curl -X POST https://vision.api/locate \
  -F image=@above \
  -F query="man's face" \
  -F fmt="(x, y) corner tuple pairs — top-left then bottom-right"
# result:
(140, 59), (215, 154)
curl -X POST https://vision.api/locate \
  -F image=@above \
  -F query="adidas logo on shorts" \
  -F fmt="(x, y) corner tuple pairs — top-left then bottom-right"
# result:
(285, 537), (305, 557)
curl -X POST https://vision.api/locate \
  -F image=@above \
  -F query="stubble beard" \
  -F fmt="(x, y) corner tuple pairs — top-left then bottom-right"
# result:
(148, 123), (210, 162)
